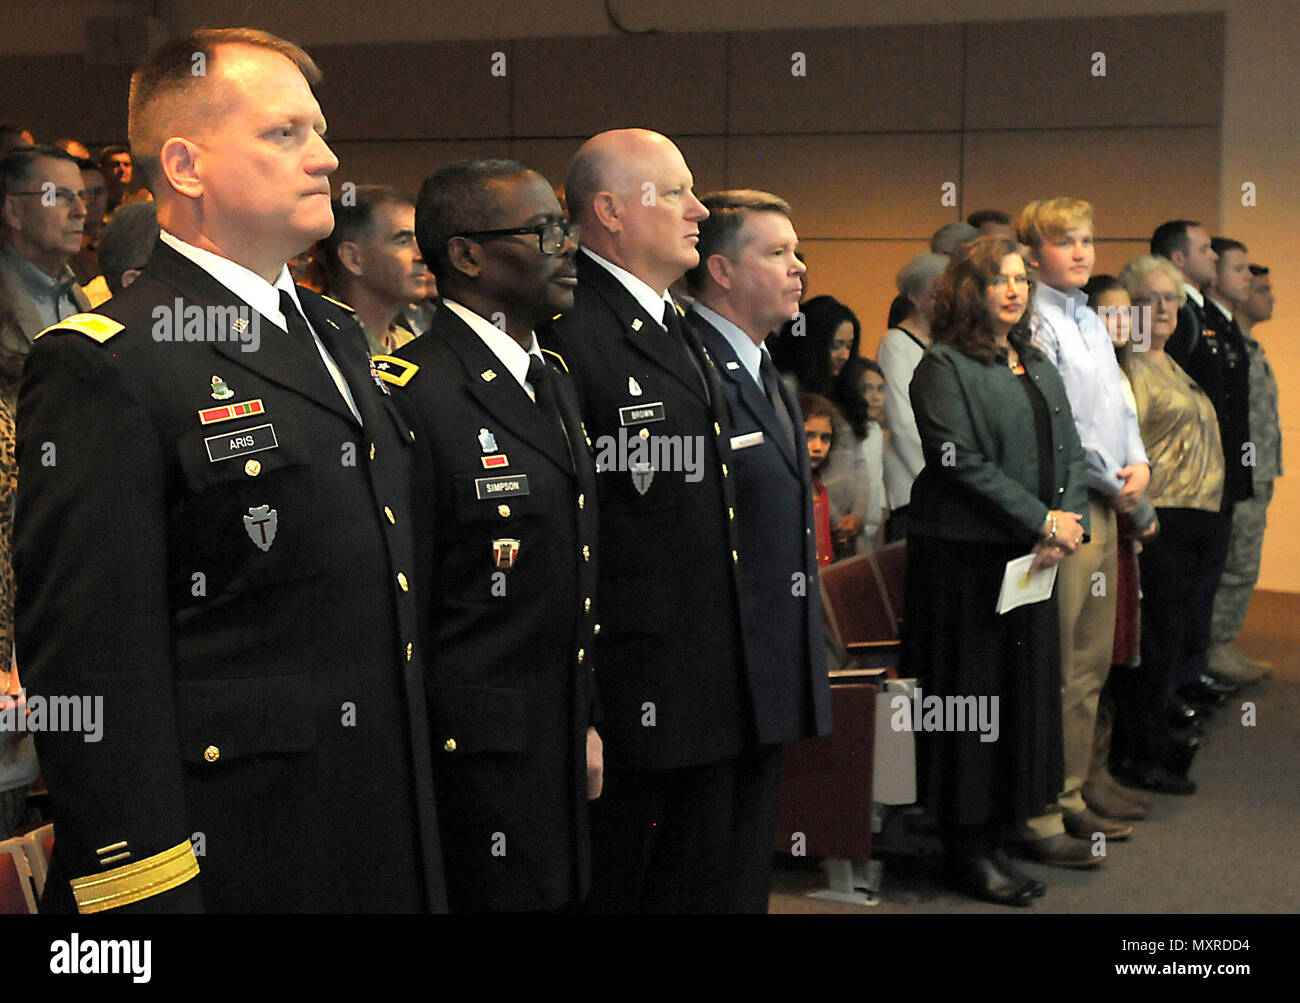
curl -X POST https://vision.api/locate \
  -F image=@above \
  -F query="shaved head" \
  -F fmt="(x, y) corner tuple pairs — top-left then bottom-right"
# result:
(565, 129), (679, 225)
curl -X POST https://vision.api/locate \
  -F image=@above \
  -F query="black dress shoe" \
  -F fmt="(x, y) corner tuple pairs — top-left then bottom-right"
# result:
(1167, 695), (1202, 727)
(1178, 681), (1227, 708)
(943, 852), (1037, 906)
(993, 848), (1046, 897)
(1113, 762), (1197, 795)
(1196, 672), (1239, 697)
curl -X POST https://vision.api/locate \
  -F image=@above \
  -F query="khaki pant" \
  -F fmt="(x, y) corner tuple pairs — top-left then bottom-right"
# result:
(1023, 496), (1117, 839)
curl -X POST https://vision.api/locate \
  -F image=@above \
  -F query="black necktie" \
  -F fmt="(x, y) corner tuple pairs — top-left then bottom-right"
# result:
(759, 350), (796, 452)
(279, 289), (315, 347)
(526, 354), (574, 471)
(279, 289), (362, 425)
(663, 302), (710, 399)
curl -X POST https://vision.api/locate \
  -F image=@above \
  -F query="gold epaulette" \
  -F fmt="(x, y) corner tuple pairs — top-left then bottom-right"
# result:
(372, 354), (419, 386)
(320, 294), (356, 313)
(33, 313), (123, 343)
(69, 840), (200, 913)
(541, 348), (569, 373)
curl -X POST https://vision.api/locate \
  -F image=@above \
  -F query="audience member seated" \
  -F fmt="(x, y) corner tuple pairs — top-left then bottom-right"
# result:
(68, 158), (108, 287)
(97, 145), (135, 211)
(967, 209), (1014, 238)
(930, 220), (978, 255)
(878, 251), (948, 541)
(799, 391), (839, 567)
(842, 356), (888, 549)
(94, 202), (160, 302)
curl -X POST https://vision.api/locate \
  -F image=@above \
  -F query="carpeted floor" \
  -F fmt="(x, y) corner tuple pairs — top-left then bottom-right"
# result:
(770, 590), (1299, 914)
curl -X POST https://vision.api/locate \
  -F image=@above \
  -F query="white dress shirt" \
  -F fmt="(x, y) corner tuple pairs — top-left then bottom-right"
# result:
(441, 298), (543, 402)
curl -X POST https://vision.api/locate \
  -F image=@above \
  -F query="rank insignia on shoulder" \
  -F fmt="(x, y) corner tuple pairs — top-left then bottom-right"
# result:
(371, 355), (419, 387)
(493, 538), (521, 570)
(481, 369), (498, 382)
(628, 375), (643, 396)
(541, 348), (569, 373)
(320, 293), (356, 313)
(482, 453), (509, 469)
(478, 428), (498, 453)
(34, 312), (123, 343)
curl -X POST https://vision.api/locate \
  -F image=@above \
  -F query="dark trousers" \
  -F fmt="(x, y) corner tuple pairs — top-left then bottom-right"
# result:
(1175, 504), (1234, 688)
(1112, 508), (1218, 770)
(585, 746), (783, 914)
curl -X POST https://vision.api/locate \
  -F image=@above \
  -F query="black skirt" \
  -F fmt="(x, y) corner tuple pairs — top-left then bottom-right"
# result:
(899, 534), (1064, 828)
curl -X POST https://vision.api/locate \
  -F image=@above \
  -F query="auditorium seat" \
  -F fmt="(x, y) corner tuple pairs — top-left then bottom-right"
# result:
(0, 839), (37, 914)
(20, 823), (54, 897)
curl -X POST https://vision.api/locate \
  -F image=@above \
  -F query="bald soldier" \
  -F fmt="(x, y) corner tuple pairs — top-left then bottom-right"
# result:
(15, 28), (445, 912)
(542, 129), (827, 913)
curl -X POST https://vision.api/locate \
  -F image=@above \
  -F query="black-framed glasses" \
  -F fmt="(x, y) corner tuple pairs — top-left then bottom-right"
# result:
(457, 220), (577, 255)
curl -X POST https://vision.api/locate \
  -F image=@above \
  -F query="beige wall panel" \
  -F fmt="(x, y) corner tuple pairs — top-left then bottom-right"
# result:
(964, 13), (1224, 129)
(313, 41), (512, 140)
(1092, 240), (1153, 276)
(328, 140), (512, 199)
(511, 33), (729, 137)
(0, 56), (131, 145)
(962, 127), (1220, 239)
(727, 25), (964, 134)
(796, 239), (930, 357)
(727, 134), (963, 239)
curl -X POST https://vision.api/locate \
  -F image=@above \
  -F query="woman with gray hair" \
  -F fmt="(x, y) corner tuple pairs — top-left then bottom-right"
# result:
(1109, 255), (1223, 795)
(878, 251), (948, 540)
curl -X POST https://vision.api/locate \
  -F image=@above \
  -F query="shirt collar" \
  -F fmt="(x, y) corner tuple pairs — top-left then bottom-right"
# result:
(1207, 294), (1233, 321)
(3, 242), (76, 301)
(692, 302), (764, 386)
(582, 247), (675, 329)
(1033, 280), (1087, 315)
(160, 230), (297, 330)
(1184, 282), (1205, 308)
(441, 298), (540, 392)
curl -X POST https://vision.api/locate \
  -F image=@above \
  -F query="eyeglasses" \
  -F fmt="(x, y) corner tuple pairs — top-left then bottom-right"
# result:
(10, 188), (86, 210)
(457, 220), (577, 255)
(988, 274), (1031, 289)
(1131, 292), (1180, 307)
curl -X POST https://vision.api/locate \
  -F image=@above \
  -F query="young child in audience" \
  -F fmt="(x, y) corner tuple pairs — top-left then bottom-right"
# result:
(800, 392), (838, 566)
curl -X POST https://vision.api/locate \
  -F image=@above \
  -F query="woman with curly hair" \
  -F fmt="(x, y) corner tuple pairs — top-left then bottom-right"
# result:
(902, 236), (1088, 905)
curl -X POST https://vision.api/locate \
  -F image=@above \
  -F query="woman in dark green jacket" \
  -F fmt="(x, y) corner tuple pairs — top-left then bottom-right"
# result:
(903, 236), (1088, 906)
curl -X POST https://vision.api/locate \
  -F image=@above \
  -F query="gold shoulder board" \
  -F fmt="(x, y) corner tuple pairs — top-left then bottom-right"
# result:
(320, 294), (356, 313)
(541, 348), (569, 373)
(34, 313), (123, 343)
(372, 354), (419, 387)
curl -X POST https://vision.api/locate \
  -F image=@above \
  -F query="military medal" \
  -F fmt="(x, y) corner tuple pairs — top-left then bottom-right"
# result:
(369, 359), (391, 395)
(198, 399), (265, 426)
(478, 428), (498, 453)
(493, 538), (520, 570)
(481, 454), (509, 469)
(210, 375), (234, 400)
(628, 376), (643, 396)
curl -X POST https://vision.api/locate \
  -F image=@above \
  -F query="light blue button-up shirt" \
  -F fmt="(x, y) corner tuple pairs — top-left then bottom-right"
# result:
(1030, 282), (1148, 498)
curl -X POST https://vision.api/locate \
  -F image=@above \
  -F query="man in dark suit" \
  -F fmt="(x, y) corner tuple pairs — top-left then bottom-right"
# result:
(1150, 220), (1250, 701)
(683, 189), (832, 884)
(378, 159), (601, 912)
(14, 28), (445, 913)
(543, 129), (819, 912)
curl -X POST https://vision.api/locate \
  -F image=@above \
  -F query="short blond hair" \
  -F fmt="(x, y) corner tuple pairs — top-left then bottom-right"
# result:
(128, 28), (322, 189)
(1017, 197), (1094, 251)
(1118, 255), (1187, 308)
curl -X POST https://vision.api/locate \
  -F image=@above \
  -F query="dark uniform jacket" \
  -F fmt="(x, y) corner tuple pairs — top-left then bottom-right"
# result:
(15, 239), (446, 913)
(540, 253), (752, 770)
(908, 340), (1089, 544)
(383, 304), (598, 912)
(690, 311), (831, 743)
(1166, 295), (1253, 506)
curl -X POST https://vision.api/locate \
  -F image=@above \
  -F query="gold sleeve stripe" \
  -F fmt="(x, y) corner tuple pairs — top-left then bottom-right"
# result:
(541, 348), (569, 373)
(70, 840), (199, 914)
(34, 313), (124, 343)
(372, 354), (419, 387)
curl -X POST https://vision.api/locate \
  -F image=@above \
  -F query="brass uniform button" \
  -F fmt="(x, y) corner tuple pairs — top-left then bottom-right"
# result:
(406, 642), (413, 661)
(369, 443), (376, 461)
(593, 623), (601, 634)
(577, 648), (585, 663)
(578, 493), (585, 509)
(732, 549), (739, 564)
(244, 459), (261, 477)
(728, 507), (735, 519)
(397, 572), (409, 591)
(408, 430), (416, 441)
(203, 745), (220, 763)
(584, 597), (592, 613)
(722, 464), (729, 477)
(714, 422), (721, 436)
(498, 504), (511, 518)
(443, 738), (457, 752)
(582, 545), (590, 561)
(384, 506), (396, 524)
(639, 428), (650, 440)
